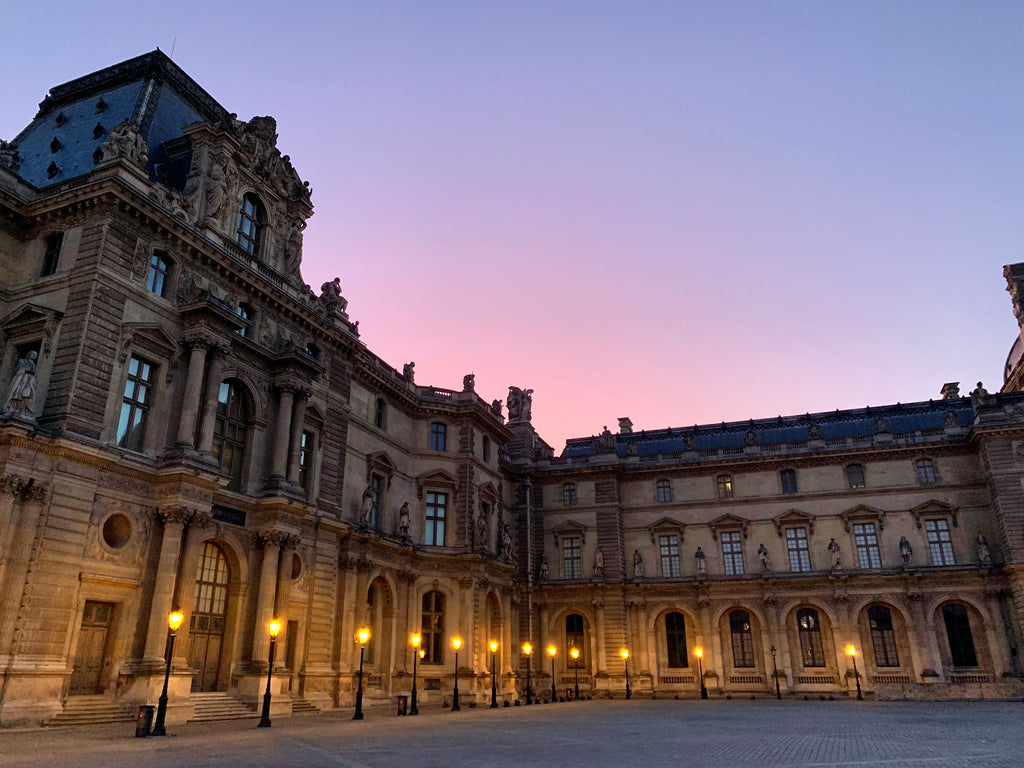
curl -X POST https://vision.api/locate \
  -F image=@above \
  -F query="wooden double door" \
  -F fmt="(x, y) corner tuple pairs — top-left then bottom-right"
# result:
(69, 601), (114, 695)
(188, 542), (230, 692)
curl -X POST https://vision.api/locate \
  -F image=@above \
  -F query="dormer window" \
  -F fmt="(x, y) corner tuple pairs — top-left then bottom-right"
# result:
(55, 112), (67, 127)
(236, 193), (264, 256)
(93, 122), (106, 140)
(50, 138), (63, 154)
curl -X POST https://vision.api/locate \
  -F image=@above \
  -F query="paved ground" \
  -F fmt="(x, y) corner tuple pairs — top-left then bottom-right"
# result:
(1, 699), (1022, 767)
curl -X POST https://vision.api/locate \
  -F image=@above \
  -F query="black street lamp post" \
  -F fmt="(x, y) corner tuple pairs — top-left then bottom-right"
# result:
(547, 646), (557, 703)
(621, 648), (631, 700)
(570, 647), (580, 701)
(489, 641), (499, 709)
(847, 645), (863, 701)
(410, 633), (422, 716)
(770, 645), (781, 700)
(696, 647), (708, 699)
(522, 643), (533, 705)
(353, 627), (370, 720)
(257, 619), (282, 728)
(452, 636), (462, 712)
(152, 610), (184, 736)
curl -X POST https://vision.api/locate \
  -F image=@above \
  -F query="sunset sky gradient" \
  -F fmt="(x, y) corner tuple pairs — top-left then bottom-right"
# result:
(4, 2), (1023, 448)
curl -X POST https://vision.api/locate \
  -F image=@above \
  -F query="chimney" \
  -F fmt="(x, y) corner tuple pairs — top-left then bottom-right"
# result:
(617, 417), (633, 434)
(940, 382), (960, 400)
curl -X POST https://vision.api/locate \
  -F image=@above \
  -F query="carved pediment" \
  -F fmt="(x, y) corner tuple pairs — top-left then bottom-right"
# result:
(648, 516), (685, 544)
(710, 513), (749, 540)
(0, 303), (63, 354)
(118, 323), (179, 364)
(910, 499), (959, 528)
(416, 469), (458, 499)
(773, 509), (814, 537)
(478, 481), (499, 503)
(840, 504), (887, 532)
(552, 520), (587, 548)
(366, 451), (397, 487)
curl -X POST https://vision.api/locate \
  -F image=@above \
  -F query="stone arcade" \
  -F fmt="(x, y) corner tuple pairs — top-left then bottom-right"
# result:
(2, 51), (1024, 727)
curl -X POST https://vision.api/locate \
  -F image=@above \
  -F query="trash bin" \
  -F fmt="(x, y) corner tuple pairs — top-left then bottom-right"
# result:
(396, 695), (408, 716)
(135, 705), (155, 738)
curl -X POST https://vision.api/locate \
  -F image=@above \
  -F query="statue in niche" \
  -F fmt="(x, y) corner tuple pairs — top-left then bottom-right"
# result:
(898, 536), (913, 566)
(827, 537), (842, 570)
(398, 502), (411, 540)
(683, 435), (696, 451)
(976, 534), (992, 567)
(463, 373), (475, 392)
(283, 219), (304, 275)
(633, 550), (644, 579)
(2, 350), (38, 420)
(102, 120), (148, 167)
(807, 423), (821, 440)
(501, 524), (514, 564)
(403, 362), (415, 383)
(181, 161), (203, 221)
(204, 154), (229, 224)
(506, 386), (533, 423)
(476, 509), (489, 552)
(875, 417), (888, 433)
(744, 430), (757, 446)
(593, 548), (604, 578)
(757, 543), (771, 572)
(359, 482), (376, 527)
(694, 546), (707, 576)
(539, 557), (549, 581)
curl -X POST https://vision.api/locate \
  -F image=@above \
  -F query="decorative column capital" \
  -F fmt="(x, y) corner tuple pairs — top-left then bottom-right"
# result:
(0, 474), (47, 502)
(157, 505), (195, 526)
(397, 568), (418, 585)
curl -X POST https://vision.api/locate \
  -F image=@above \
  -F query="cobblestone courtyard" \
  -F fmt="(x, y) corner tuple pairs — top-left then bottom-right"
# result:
(1, 700), (1021, 768)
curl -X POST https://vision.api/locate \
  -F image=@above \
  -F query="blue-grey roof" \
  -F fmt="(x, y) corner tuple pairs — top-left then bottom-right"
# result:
(561, 398), (978, 459)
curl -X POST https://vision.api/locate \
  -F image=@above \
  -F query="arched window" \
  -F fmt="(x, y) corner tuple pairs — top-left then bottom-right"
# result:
(189, 542), (230, 691)
(942, 604), (978, 667)
(566, 613), (585, 668)
(797, 608), (825, 667)
(868, 605), (899, 667)
(665, 612), (688, 668)
(236, 193), (264, 256)
(146, 251), (172, 297)
(729, 610), (755, 668)
(421, 591), (445, 664)
(212, 381), (250, 491)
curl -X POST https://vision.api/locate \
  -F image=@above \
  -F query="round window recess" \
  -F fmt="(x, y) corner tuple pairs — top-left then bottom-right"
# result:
(291, 552), (302, 580)
(102, 513), (133, 549)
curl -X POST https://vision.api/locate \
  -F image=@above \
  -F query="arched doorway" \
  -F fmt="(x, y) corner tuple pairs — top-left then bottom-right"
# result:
(188, 542), (230, 691)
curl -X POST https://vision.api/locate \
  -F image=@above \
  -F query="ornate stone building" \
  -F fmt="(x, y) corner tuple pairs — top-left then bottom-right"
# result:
(1, 51), (1024, 726)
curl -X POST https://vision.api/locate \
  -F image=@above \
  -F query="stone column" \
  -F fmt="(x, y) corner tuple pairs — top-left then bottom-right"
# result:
(175, 340), (210, 449)
(398, 569), (416, 674)
(252, 532), (283, 667)
(593, 599), (607, 674)
(195, 345), (229, 455)
(270, 386), (296, 482)
(286, 390), (309, 486)
(0, 480), (48, 658)
(144, 507), (191, 661)
(172, 512), (212, 666)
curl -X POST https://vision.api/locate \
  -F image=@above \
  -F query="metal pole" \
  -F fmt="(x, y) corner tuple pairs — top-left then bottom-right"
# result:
(853, 655), (863, 701)
(257, 637), (276, 728)
(152, 629), (176, 736)
(411, 649), (419, 715)
(525, 653), (532, 705)
(770, 645), (781, 700)
(625, 657), (631, 700)
(698, 656), (707, 699)
(573, 661), (579, 701)
(452, 650), (461, 712)
(353, 646), (365, 720)
(490, 652), (498, 708)
(551, 656), (557, 702)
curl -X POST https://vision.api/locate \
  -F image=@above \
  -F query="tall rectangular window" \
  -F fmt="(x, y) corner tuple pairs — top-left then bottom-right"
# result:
(562, 483), (577, 506)
(146, 253), (171, 297)
(854, 523), (882, 568)
(656, 479), (673, 503)
(915, 459), (936, 485)
(374, 397), (386, 429)
(562, 536), (581, 579)
(369, 474), (383, 529)
(116, 356), (153, 451)
(868, 606), (900, 668)
(424, 492), (446, 545)
(926, 519), (955, 565)
(298, 430), (314, 490)
(786, 527), (811, 572)
(659, 534), (680, 577)
(847, 464), (866, 489)
(721, 531), (744, 575)
(716, 475), (733, 499)
(41, 232), (63, 276)
(780, 469), (798, 495)
(665, 612), (688, 668)
(482, 435), (491, 462)
(429, 422), (446, 451)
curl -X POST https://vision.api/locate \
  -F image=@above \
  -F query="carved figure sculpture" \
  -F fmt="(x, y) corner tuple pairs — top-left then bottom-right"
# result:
(403, 362), (415, 383)
(476, 509), (489, 552)
(0, 139), (22, 172)
(283, 219), (304, 275)
(757, 543), (771, 572)
(204, 155), (228, 223)
(319, 278), (347, 313)
(595, 426), (615, 453)
(507, 386), (534, 423)
(2, 351), (38, 419)
(694, 546), (707, 576)
(398, 502), (410, 539)
(899, 536), (913, 566)
(633, 549), (644, 579)
(970, 382), (991, 409)
(102, 120), (148, 167)
(501, 524), (514, 563)
(359, 482), (376, 526)
(828, 537), (842, 569)
(463, 373), (475, 392)
(976, 534), (992, 566)
(593, 547), (604, 578)
(539, 557), (549, 581)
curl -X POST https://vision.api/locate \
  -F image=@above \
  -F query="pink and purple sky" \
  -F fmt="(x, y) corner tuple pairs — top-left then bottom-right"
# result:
(4, 2), (1023, 448)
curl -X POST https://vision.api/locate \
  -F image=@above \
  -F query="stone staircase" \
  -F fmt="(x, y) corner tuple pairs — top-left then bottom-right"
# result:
(44, 695), (137, 727)
(187, 692), (256, 723)
(290, 697), (320, 715)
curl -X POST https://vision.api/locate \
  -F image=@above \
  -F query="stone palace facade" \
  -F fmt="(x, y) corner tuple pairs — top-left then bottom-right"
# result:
(1, 51), (1024, 726)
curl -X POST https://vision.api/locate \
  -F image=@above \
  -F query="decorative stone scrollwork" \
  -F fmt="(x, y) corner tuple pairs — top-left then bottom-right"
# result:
(397, 568), (417, 585)
(0, 474), (46, 502)
(157, 506), (195, 526)
(355, 556), (373, 573)
(339, 554), (358, 571)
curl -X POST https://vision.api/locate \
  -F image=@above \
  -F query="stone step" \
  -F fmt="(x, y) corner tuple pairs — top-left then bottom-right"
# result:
(188, 692), (256, 723)
(291, 698), (320, 715)
(44, 697), (137, 727)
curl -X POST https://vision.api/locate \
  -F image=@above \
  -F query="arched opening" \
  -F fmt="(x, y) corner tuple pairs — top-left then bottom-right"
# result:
(421, 591), (445, 665)
(366, 577), (394, 691)
(188, 542), (230, 691)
